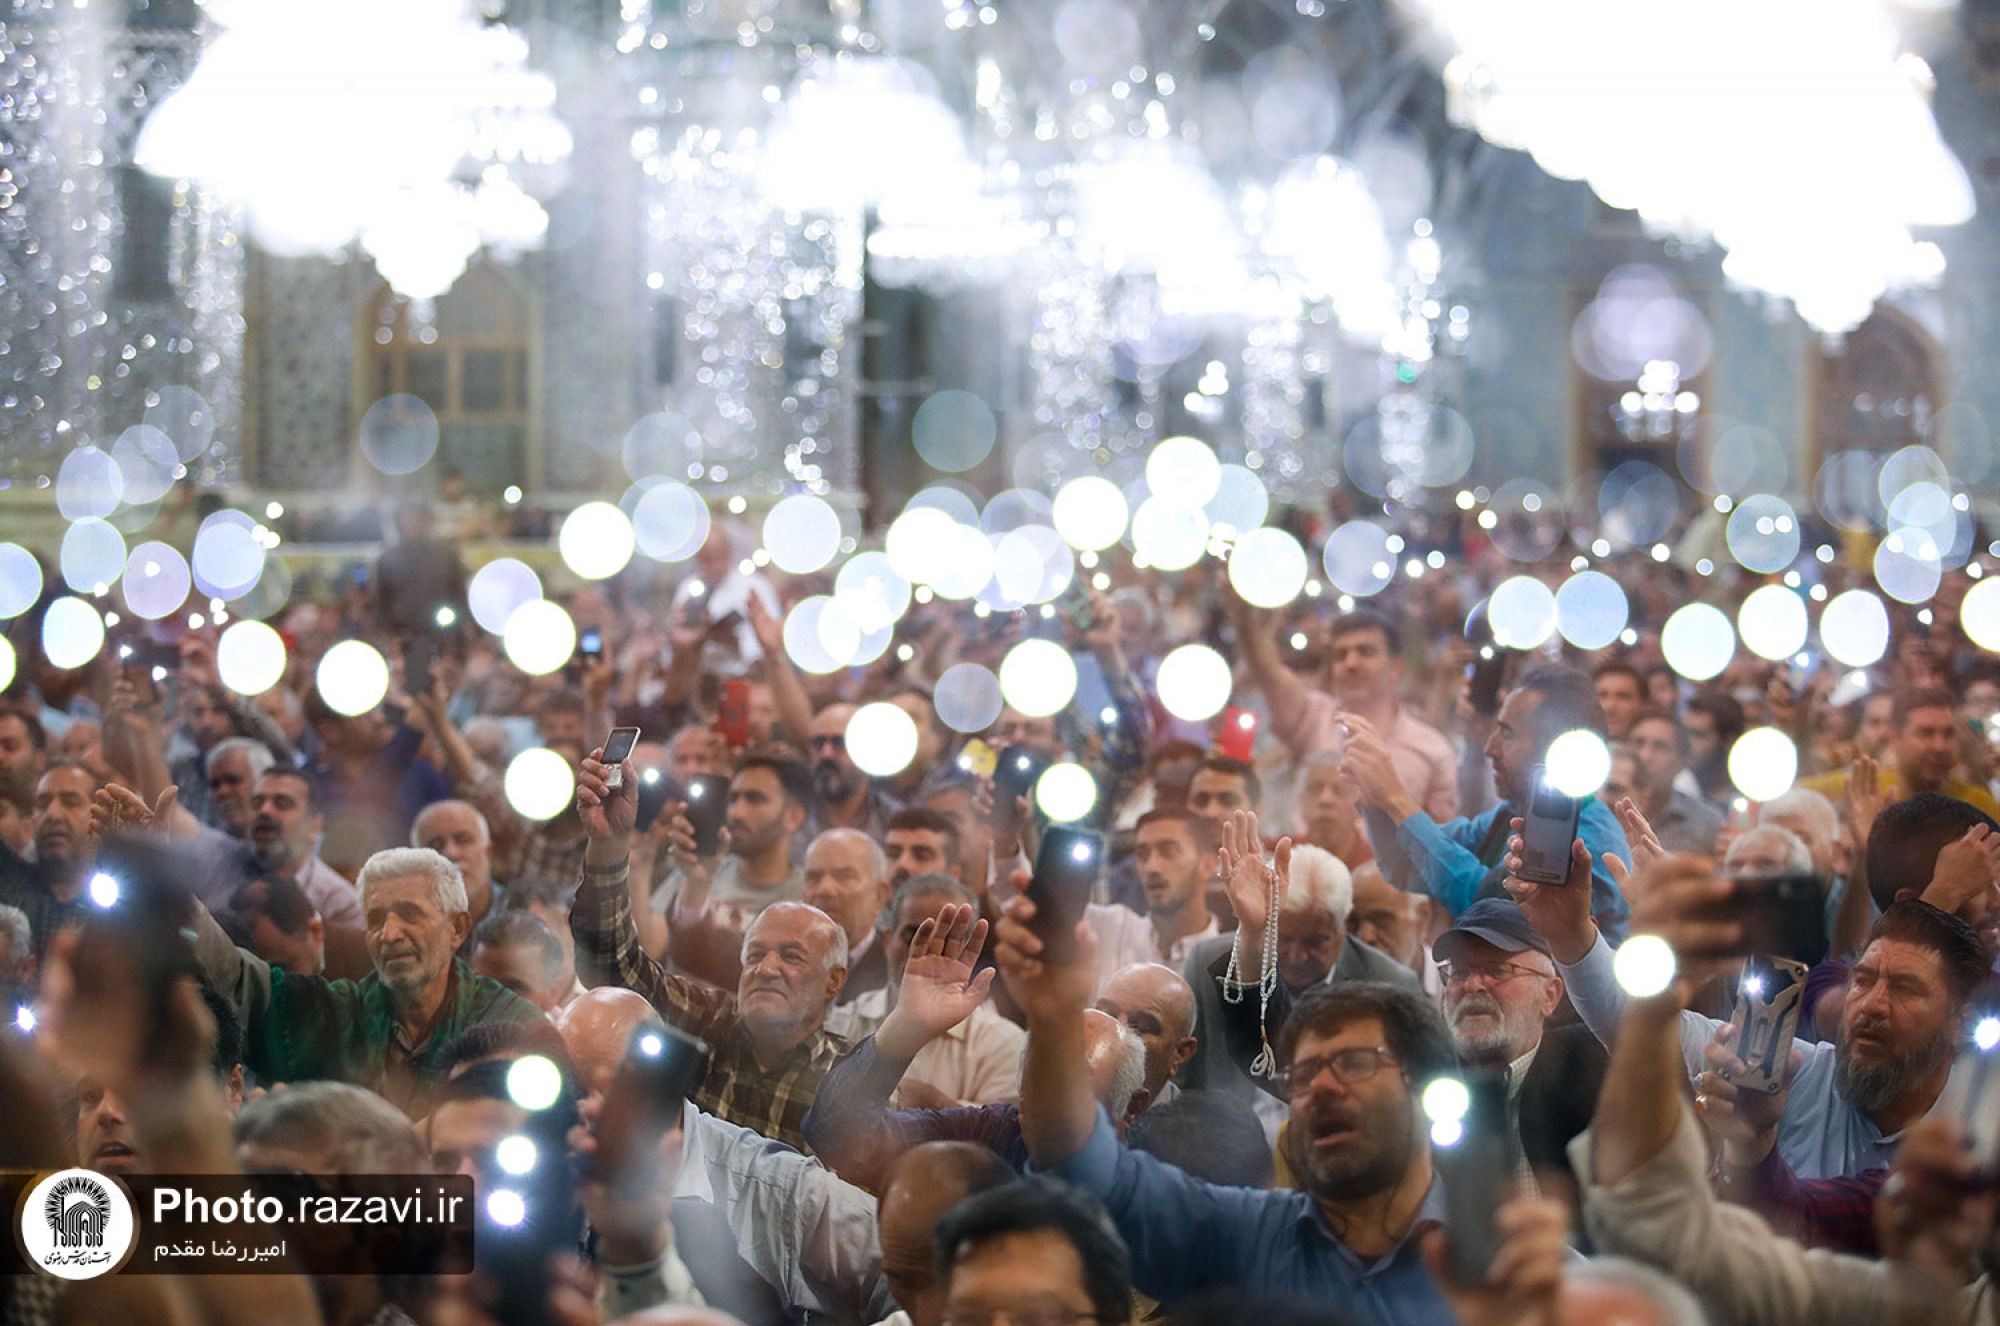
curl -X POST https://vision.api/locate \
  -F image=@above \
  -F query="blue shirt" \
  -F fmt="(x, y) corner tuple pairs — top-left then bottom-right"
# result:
(1559, 934), (1899, 1180)
(1037, 1111), (1457, 1326)
(1365, 796), (1631, 945)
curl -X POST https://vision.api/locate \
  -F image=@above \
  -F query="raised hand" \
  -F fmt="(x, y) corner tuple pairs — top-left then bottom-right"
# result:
(878, 902), (996, 1059)
(1420, 1195), (1569, 1326)
(576, 750), (638, 847)
(1921, 823), (2000, 918)
(1845, 752), (1886, 853)
(1695, 1022), (1800, 1169)
(1875, 1116), (2000, 1279)
(1218, 807), (1290, 938)
(1612, 796), (1666, 874)
(1501, 820), (1596, 964)
(993, 885), (1098, 1028)
(90, 783), (180, 841)
(746, 591), (784, 656)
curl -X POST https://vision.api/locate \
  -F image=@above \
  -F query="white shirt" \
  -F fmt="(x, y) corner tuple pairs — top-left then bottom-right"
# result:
(669, 569), (781, 678)
(1085, 902), (1163, 995)
(824, 994), (1027, 1107)
(677, 1102), (895, 1324)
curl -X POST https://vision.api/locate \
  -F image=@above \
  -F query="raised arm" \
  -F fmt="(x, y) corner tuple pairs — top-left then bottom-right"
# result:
(1225, 589), (1313, 742)
(747, 593), (813, 748)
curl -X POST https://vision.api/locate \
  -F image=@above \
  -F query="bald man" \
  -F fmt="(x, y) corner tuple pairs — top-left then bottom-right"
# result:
(876, 1143), (1018, 1326)
(803, 828), (894, 1004)
(1093, 963), (1198, 1105)
(553, 988), (895, 1326)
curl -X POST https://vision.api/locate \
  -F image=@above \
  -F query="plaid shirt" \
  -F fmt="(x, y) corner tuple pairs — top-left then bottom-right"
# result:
(570, 857), (847, 1152)
(1713, 1149), (1884, 1256)
(458, 763), (587, 898)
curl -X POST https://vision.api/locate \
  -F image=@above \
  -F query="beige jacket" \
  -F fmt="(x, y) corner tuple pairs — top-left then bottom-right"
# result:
(1572, 1101), (1996, 1326)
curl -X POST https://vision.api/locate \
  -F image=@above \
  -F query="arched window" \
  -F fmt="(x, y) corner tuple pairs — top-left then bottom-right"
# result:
(360, 263), (534, 490)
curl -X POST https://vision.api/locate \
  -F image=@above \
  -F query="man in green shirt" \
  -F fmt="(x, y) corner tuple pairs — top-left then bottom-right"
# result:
(191, 844), (540, 1117)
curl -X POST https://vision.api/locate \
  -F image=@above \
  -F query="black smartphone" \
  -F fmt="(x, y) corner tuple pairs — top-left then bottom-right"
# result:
(1515, 765), (1581, 886)
(589, 1023), (711, 1211)
(1428, 1069), (1516, 1284)
(600, 725), (641, 791)
(78, 835), (202, 1064)
(1722, 957), (1808, 1095)
(474, 1112), (579, 1326)
(635, 766), (674, 833)
(579, 627), (604, 661)
(993, 744), (1051, 822)
(1026, 826), (1101, 963)
(683, 771), (729, 856)
(1935, 1015), (2000, 1187)
(405, 634), (436, 697)
(1727, 871), (1828, 966)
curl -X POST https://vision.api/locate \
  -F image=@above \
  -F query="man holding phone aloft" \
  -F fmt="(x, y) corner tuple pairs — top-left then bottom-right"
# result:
(1511, 837), (1986, 1181)
(1348, 663), (1632, 944)
(572, 745), (853, 1151)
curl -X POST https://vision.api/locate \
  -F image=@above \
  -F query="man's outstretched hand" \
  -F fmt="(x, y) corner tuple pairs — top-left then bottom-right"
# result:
(877, 902), (996, 1060)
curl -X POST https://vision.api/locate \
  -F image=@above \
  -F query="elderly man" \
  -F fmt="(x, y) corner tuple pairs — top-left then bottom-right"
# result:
(1181, 833), (1415, 1100)
(1346, 862), (1440, 995)
(826, 879), (1027, 1106)
(204, 735), (275, 839)
(553, 987), (895, 1326)
(572, 748), (852, 1150)
(0, 761), (105, 957)
(414, 798), (508, 934)
(876, 1143), (1018, 1326)
(805, 827), (894, 1004)
(191, 845), (541, 1116)
(1093, 962), (1199, 1108)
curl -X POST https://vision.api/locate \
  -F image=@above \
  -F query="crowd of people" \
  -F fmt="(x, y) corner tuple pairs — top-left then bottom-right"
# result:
(2, 496), (2000, 1326)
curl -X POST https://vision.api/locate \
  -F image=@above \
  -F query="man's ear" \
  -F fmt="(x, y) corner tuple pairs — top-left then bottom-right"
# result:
(1171, 1037), (1198, 1075)
(1120, 1087), (1153, 1129)
(449, 909), (473, 950)
(825, 963), (848, 1002)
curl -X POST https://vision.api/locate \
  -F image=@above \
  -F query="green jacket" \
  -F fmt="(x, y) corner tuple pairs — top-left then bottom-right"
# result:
(193, 904), (541, 1117)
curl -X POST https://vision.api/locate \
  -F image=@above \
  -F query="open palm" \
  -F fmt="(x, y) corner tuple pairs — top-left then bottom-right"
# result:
(896, 903), (995, 1038)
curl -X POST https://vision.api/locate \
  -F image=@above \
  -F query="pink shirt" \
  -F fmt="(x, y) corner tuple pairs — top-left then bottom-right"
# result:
(1292, 690), (1459, 822)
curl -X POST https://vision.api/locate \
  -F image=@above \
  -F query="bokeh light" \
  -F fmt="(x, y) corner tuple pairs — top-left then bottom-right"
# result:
(834, 552), (913, 633)
(1228, 527), (1308, 608)
(1052, 476), (1130, 551)
(216, 620), (288, 696)
(0, 543), (45, 618)
(505, 1054), (565, 1112)
(1724, 495), (1801, 573)
(145, 386), (215, 462)
(123, 543), (192, 621)
(1963, 577), (2000, 652)
(468, 559), (543, 634)
(55, 445), (124, 520)
(1737, 584), (1809, 662)
(1730, 727), (1799, 802)
(1660, 603), (1735, 681)
(1155, 644), (1232, 721)
(1322, 521), (1395, 597)
(784, 596), (857, 675)
(0, 637), (14, 691)
(358, 395), (441, 475)
(999, 638), (1078, 717)
(1820, 589), (1890, 669)
(191, 511), (266, 600)
(316, 639), (390, 716)
(846, 702), (920, 776)
(1873, 530), (1942, 604)
(1545, 729), (1612, 797)
(886, 506), (964, 583)
(935, 663), (1004, 734)
(764, 494), (844, 575)
(1204, 465), (1270, 534)
(505, 748), (576, 821)
(1035, 762), (1097, 822)
(1614, 934), (1676, 997)
(1130, 498), (1208, 571)
(1487, 576), (1558, 650)
(503, 599), (578, 676)
(632, 482), (711, 562)
(58, 521), (124, 595)
(41, 598), (104, 671)
(110, 425), (179, 505)
(1554, 571), (1628, 650)
(558, 502), (636, 580)
(1145, 436), (1222, 507)
(912, 390), (998, 473)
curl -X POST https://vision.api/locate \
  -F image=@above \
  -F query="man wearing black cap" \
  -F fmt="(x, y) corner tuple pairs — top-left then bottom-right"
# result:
(1434, 897), (1605, 1187)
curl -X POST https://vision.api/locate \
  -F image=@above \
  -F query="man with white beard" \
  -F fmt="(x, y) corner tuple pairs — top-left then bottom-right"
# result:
(1431, 898), (1606, 1193)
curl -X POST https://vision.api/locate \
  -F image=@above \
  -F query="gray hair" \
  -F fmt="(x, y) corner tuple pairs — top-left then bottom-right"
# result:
(462, 716), (514, 765)
(807, 827), (887, 886)
(888, 871), (980, 918)
(411, 798), (492, 849)
(470, 910), (564, 987)
(0, 903), (30, 977)
(204, 735), (276, 784)
(357, 846), (468, 917)
(1760, 788), (1838, 853)
(1565, 1256), (1709, 1326)
(233, 1081), (429, 1174)
(1284, 843), (1354, 928)
(1725, 824), (1813, 875)
(743, 901), (850, 977)
(1106, 1020), (1146, 1121)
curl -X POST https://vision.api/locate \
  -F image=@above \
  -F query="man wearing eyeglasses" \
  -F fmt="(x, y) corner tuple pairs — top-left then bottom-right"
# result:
(998, 891), (1465, 1326)
(809, 702), (905, 842)
(1430, 897), (1606, 1192)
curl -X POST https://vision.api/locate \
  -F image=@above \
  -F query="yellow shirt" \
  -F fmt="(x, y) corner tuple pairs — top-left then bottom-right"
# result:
(1798, 766), (2000, 820)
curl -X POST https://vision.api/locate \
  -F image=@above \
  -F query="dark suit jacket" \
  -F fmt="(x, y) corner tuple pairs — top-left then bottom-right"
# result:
(836, 933), (891, 1005)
